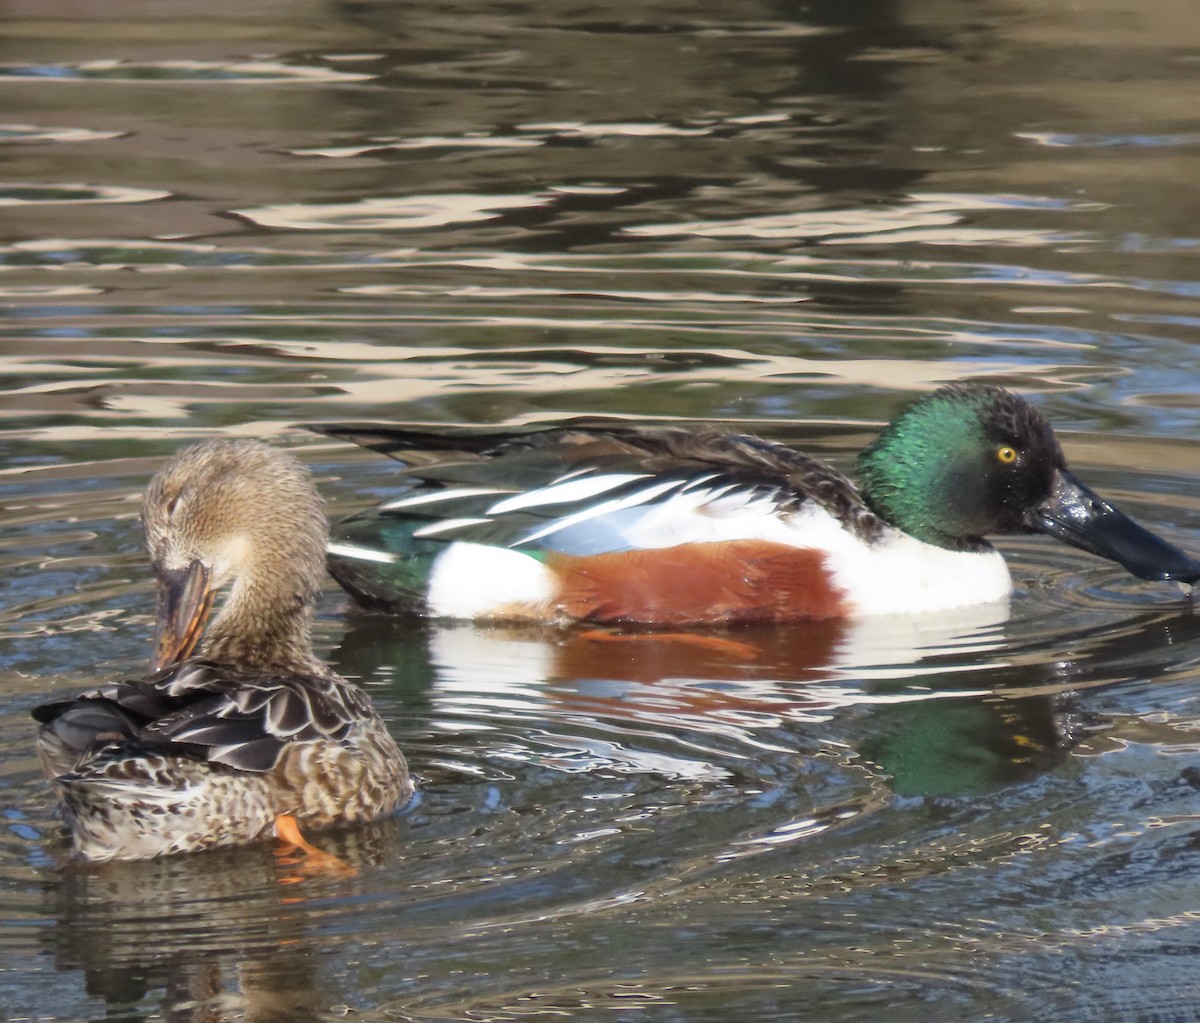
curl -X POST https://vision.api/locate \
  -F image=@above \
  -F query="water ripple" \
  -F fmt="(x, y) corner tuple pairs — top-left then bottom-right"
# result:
(0, 124), (125, 144)
(0, 58), (375, 83)
(1017, 131), (1200, 148)
(233, 191), (603, 231)
(0, 184), (170, 206)
(626, 192), (1103, 246)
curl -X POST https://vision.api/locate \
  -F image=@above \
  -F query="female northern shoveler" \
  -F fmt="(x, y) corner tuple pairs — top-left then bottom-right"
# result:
(313, 384), (1200, 625)
(33, 439), (412, 863)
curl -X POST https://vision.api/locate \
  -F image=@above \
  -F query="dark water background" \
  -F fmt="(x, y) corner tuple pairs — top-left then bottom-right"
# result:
(2, 1), (1200, 1020)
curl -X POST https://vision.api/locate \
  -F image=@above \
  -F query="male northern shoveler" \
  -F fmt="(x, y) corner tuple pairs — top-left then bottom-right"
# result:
(314, 384), (1200, 625)
(33, 439), (412, 862)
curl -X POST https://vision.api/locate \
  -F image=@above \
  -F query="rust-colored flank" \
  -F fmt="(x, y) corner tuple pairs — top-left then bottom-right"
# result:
(547, 539), (850, 624)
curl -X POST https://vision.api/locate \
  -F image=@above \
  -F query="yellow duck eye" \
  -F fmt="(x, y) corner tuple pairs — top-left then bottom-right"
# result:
(996, 445), (1018, 465)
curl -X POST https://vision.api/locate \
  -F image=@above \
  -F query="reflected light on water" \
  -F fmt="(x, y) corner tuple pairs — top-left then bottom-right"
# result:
(0, 58), (377, 83)
(0, 124), (125, 143)
(234, 192), (576, 231)
(0, 184), (171, 206)
(1, 0), (1200, 1018)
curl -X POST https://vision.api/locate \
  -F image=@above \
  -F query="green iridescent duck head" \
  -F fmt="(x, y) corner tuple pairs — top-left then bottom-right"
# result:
(855, 384), (1200, 582)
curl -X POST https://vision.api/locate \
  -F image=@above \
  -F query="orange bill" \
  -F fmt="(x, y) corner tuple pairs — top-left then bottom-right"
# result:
(152, 559), (215, 672)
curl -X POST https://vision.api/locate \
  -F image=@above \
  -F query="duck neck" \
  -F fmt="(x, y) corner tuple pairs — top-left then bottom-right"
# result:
(854, 393), (995, 552)
(855, 443), (985, 552)
(202, 573), (327, 676)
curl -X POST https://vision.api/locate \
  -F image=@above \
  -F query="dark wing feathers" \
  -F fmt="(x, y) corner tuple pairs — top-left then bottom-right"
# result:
(34, 658), (366, 775)
(211, 736), (287, 773)
(308, 417), (633, 462)
(319, 421), (886, 544)
(160, 711), (267, 747)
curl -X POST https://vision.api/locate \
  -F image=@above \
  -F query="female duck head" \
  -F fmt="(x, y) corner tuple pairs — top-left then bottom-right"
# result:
(856, 384), (1200, 583)
(141, 439), (328, 673)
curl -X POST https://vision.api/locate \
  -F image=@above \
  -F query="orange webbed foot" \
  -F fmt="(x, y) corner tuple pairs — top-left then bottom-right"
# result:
(273, 814), (357, 879)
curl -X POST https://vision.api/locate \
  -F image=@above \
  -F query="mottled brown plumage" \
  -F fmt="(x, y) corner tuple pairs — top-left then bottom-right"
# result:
(33, 439), (412, 862)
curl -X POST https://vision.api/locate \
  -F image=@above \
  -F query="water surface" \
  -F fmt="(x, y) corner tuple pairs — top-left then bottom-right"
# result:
(2, 1), (1200, 1020)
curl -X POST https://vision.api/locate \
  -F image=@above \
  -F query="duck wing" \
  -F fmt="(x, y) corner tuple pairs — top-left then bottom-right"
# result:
(33, 659), (374, 776)
(313, 422), (889, 615)
(314, 421), (886, 550)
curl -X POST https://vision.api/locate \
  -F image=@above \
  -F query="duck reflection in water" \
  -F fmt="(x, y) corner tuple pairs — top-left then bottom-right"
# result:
(43, 822), (398, 1022)
(32, 440), (411, 864)
(332, 605), (1200, 800)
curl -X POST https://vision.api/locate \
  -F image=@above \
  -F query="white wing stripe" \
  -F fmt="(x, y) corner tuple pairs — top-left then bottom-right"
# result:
(514, 478), (689, 546)
(412, 517), (494, 538)
(487, 472), (650, 514)
(380, 487), (512, 511)
(327, 542), (397, 564)
(679, 473), (721, 492)
(549, 466), (600, 484)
